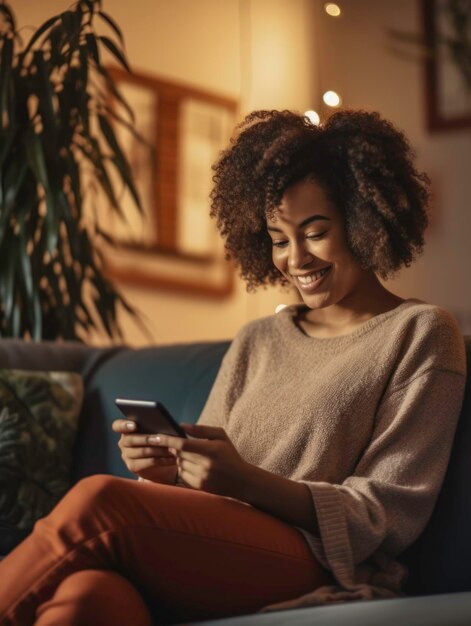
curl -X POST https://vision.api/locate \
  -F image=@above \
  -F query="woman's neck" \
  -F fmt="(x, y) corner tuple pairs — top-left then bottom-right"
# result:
(298, 277), (405, 338)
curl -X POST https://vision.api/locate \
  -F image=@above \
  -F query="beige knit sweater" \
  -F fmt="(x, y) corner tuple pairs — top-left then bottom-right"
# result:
(196, 298), (466, 612)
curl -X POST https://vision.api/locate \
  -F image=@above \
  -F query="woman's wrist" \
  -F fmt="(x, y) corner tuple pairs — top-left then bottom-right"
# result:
(137, 465), (179, 486)
(238, 463), (319, 533)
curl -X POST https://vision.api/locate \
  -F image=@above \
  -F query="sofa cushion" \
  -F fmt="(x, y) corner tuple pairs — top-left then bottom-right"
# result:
(0, 369), (83, 554)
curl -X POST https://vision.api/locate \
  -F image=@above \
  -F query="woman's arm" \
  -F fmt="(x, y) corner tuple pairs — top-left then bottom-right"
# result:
(166, 422), (320, 532)
(239, 464), (320, 534)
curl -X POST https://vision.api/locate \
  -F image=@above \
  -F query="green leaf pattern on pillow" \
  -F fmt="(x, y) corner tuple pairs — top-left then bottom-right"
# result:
(0, 370), (83, 532)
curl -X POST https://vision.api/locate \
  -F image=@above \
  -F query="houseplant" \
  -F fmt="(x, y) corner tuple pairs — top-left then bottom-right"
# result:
(0, 0), (145, 340)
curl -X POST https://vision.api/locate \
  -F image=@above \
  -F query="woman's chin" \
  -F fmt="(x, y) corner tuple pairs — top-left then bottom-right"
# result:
(299, 292), (331, 310)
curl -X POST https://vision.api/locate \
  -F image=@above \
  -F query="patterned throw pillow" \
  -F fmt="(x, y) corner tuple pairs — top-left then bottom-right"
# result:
(0, 369), (83, 555)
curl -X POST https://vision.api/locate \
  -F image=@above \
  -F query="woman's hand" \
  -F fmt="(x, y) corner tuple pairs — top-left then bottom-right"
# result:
(112, 419), (178, 484)
(150, 423), (251, 499)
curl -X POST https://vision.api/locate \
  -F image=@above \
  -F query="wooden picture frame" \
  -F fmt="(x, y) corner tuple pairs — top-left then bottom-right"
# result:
(104, 66), (238, 298)
(422, 0), (471, 131)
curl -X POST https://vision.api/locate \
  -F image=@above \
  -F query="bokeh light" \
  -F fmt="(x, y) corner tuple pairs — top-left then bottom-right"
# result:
(324, 3), (341, 17)
(275, 304), (287, 314)
(322, 90), (341, 107)
(304, 110), (320, 125)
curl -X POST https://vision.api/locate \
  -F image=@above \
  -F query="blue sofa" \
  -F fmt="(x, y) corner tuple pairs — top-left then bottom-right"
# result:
(1, 337), (470, 625)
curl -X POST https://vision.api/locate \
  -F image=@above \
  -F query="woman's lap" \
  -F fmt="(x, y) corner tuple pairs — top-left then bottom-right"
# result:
(0, 475), (330, 625)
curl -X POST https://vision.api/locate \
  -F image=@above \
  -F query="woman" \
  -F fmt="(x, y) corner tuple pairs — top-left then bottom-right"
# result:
(0, 110), (466, 625)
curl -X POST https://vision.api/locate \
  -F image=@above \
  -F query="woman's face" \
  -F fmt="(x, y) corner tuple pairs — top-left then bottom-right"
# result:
(266, 178), (371, 311)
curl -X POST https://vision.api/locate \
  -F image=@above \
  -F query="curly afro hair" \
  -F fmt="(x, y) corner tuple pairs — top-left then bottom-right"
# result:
(210, 109), (430, 290)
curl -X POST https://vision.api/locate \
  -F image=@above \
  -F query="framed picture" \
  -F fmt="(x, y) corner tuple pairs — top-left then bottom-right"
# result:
(104, 66), (238, 298)
(422, 0), (471, 131)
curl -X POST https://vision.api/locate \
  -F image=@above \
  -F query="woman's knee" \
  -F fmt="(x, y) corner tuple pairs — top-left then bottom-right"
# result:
(35, 570), (153, 626)
(70, 474), (125, 503)
(59, 474), (124, 510)
(41, 474), (129, 533)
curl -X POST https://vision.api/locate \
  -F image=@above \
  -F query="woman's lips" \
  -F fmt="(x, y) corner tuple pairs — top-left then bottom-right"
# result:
(294, 266), (332, 293)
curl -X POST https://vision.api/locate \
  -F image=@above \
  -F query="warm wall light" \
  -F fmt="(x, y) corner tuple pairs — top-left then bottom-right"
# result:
(324, 3), (341, 17)
(304, 110), (320, 125)
(322, 90), (341, 107)
(275, 304), (287, 314)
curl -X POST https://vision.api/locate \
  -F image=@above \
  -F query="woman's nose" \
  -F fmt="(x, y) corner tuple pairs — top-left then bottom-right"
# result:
(288, 241), (313, 271)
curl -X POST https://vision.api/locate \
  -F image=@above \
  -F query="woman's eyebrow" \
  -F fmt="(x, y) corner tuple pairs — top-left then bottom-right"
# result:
(267, 215), (331, 232)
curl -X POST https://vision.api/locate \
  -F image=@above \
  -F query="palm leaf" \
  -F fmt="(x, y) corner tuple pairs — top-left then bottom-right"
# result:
(98, 36), (131, 73)
(0, 4), (16, 31)
(19, 14), (60, 62)
(98, 10), (124, 45)
(0, 36), (13, 120)
(95, 64), (135, 122)
(85, 33), (100, 65)
(98, 113), (143, 212)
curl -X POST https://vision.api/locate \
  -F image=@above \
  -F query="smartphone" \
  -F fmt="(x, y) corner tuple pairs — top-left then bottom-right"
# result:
(115, 398), (188, 438)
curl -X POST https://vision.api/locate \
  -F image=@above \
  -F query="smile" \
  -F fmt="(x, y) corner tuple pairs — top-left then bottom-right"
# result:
(293, 266), (332, 291)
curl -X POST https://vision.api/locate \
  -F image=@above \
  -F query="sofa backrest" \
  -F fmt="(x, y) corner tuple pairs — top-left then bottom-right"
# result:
(401, 336), (471, 595)
(71, 340), (230, 480)
(0, 338), (124, 382)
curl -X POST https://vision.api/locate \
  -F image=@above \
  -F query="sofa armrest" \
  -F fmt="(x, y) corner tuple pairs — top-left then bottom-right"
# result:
(185, 591), (471, 626)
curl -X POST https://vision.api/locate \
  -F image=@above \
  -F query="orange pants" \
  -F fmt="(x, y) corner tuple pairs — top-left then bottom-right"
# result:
(0, 475), (330, 626)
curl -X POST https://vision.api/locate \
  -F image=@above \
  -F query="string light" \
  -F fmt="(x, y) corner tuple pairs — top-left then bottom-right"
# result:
(304, 110), (320, 125)
(323, 91), (341, 107)
(324, 3), (341, 17)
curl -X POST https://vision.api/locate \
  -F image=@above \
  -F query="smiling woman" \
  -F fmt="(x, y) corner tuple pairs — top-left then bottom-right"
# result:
(0, 109), (466, 625)
(211, 109), (428, 336)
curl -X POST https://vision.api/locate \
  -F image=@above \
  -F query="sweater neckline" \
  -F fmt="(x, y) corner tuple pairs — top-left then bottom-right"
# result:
(278, 298), (423, 349)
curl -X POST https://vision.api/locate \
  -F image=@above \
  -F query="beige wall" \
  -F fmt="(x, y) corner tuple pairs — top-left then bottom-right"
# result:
(14, 0), (471, 343)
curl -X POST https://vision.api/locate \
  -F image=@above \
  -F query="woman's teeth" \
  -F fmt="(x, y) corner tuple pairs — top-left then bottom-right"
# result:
(297, 267), (330, 284)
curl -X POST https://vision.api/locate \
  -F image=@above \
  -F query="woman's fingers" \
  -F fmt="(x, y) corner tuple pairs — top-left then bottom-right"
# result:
(124, 446), (174, 460)
(122, 435), (161, 447)
(119, 434), (165, 448)
(113, 420), (180, 481)
(112, 419), (136, 433)
(127, 457), (176, 474)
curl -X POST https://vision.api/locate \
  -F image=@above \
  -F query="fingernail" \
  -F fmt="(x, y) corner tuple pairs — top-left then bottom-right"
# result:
(148, 436), (161, 443)
(125, 422), (136, 431)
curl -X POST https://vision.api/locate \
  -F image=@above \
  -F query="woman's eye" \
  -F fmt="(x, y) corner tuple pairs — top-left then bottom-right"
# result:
(272, 240), (288, 248)
(306, 231), (327, 240)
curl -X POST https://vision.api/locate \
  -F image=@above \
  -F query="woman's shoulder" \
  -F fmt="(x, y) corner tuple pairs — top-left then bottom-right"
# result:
(399, 297), (455, 319)
(387, 298), (466, 378)
(232, 311), (281, 343)
(227, 310), (295, 358)
(394, 298), (463, 339)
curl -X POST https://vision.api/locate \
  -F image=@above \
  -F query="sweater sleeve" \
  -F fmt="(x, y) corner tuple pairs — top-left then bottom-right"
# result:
(299, 346), (466, 585)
